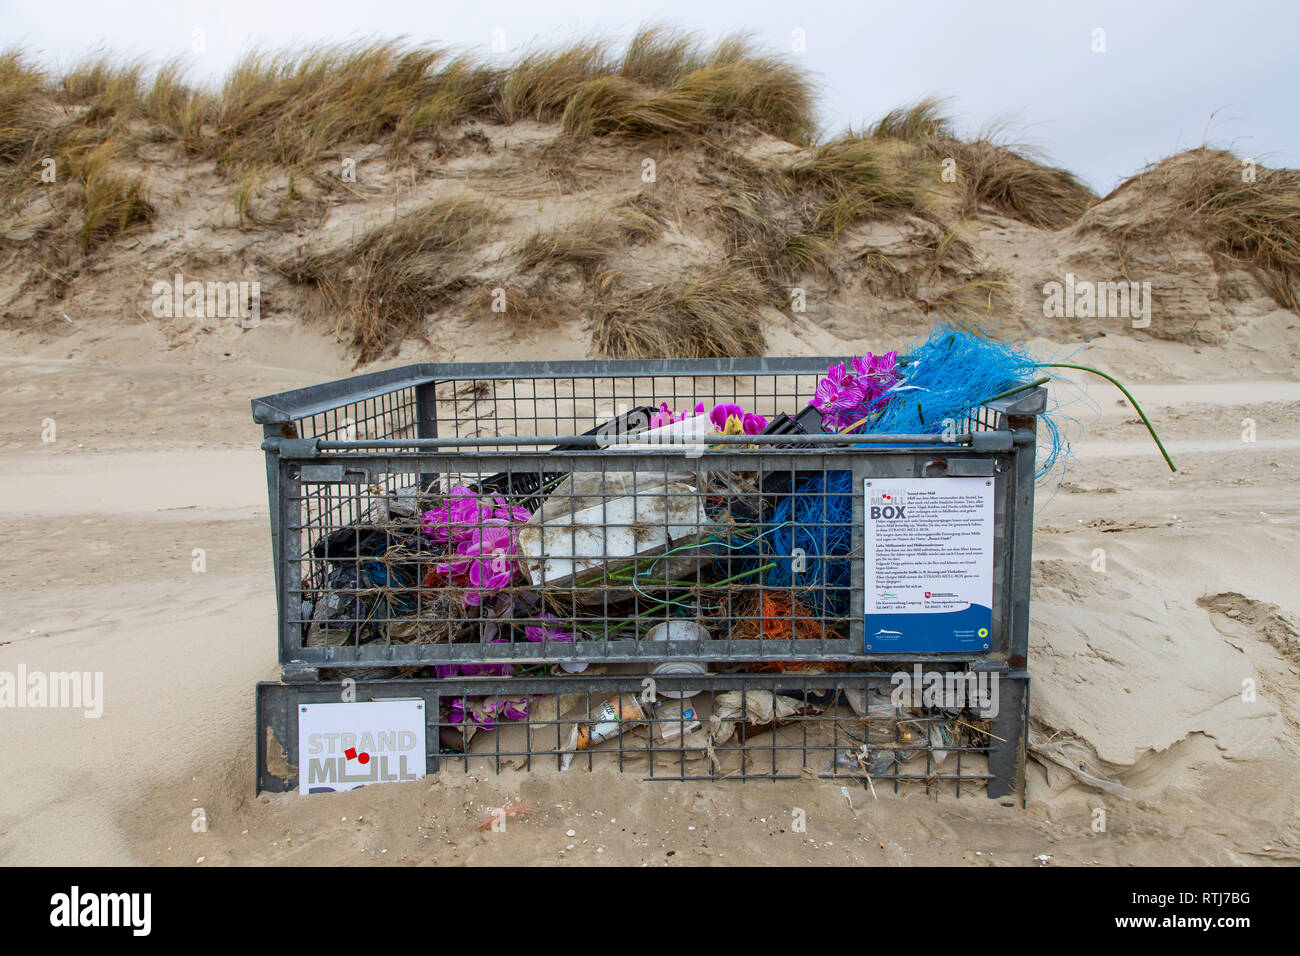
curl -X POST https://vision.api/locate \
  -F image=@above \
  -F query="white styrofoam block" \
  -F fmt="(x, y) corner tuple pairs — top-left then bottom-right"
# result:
(606, 413), (712, 454)
(518, 482), (705, 588)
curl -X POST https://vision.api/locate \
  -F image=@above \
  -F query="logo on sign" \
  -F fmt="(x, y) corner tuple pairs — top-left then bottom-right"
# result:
(870, 490), (907, 519)
(298, 700), (426, 795)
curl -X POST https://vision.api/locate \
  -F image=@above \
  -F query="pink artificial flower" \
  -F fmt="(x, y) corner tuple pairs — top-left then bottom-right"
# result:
(811, 354), (900, 431)
(710, 402), (747, 432)
(812, 363), (867, 420)
(648, 401), (706, 429)
(490, 494), (531, 523)
(421, 486), (492, 543)
(423, 488), (531, 547)
(524, 612), (574, 644)
(742, 412), (768, 435)
(437, 521), (516, 606)
(424, 487), (533, 607)
(647, 401), (676, 429)
(448, 694), (529, 727)
(851, 350), (899, 400)
(435, 639), (515, 679)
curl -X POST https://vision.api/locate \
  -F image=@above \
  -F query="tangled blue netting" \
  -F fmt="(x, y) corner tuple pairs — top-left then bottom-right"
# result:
(862, 326), (1040, 436)
(725, 470), (855, 617)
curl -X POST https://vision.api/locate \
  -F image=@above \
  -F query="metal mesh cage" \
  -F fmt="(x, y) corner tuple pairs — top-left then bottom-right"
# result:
(253, 360), (1041, 800)
(258, 671), (1029, 796)
(255, 361), (1041, 672)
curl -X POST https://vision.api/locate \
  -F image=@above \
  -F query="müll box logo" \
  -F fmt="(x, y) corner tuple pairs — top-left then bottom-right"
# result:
(870, 490), (907, 519)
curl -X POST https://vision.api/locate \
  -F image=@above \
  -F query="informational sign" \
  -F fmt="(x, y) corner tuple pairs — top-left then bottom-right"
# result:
(864, 477), (995, 653)
(297, 699), (426, 795)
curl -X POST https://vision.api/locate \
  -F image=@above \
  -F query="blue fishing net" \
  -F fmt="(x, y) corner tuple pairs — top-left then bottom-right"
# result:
(732, 469), (855, 617)
(864, 326), (1040, 436)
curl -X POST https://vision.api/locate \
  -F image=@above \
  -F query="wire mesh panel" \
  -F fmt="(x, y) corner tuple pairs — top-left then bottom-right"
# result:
(257, 671), (1029, 797)
(254, 361), (1042, 673)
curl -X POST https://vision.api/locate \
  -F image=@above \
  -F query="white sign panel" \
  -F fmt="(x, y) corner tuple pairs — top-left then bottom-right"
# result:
(297, 699), (427, 794)
(864, 476), (995, 653)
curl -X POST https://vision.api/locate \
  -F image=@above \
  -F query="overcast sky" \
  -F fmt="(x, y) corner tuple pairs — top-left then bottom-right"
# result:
(5, 0), (1296, 193)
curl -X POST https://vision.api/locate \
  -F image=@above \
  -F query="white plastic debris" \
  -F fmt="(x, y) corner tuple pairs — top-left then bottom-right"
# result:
(518, 481), (706, 589)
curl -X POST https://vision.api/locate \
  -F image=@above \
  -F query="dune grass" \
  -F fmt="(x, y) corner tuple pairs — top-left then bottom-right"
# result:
(592, 262), (769, 359)
(287, 193), (501, 359)
(1102, 148), (1300, 311)
(69, 136), (153, 249)
(108, 28), (814, 174)
(57, 54), (145, 125)
(0, 49), (47, 165)
(865, 98), (1095, 229)
(619, 24), (706, 86)
(944, 136), (1095, 228)
(514, 214), (623, 274)
(7, 33), (1299, 363)
(514, 195), (665, 275)
(713, 134), (938, 285)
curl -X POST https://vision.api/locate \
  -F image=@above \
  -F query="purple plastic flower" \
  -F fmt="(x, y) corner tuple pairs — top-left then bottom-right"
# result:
(811, 354), (900, 431)
(648, 400), (706, 429)
(742, 412), (768, 435)
(448, 694), (529, 728)
(647, 401), (676, 430)
(489, 494), (530, 523)
(421, 486), (489, 543)
(463, 524), (514, 603)
(851, 350), (899, 405)
(710, 402), (746, 432)
(435, 638), (515, 679)
(524, 612), (574, 644)
(422, 488), (531, 545)
(435, 521), (517, 606)
(812, 363), (867, 422)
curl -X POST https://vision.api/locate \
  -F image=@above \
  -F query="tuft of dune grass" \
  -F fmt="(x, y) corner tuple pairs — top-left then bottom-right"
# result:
(613, 192), (667, 243)
(0, 50), (47, 160)
(514, 214), (624, 275)
(1099, 148), (1300, 312)
(514, 195), (666, 275)
(714, 134), (938, 283)
(495, 39), (613, 124)
(206, 41), (455, 170)
(592, 262), (769, 359)
(620, 25), (705, 87)
(396, 54), (499, 140)
(286, 193), (501, 360)
(587, 56), (816, 143)
(7, 28), (815, 189)
(944, 136), (1094, 229)
(867, 99), (1095, 229)
(67, 136), (154, 249)
(791, 135), (936, 237)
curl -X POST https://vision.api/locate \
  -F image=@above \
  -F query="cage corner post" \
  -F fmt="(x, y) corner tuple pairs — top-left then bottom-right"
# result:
(416, 379), (440, 491)
(986, 672), (1028, 802)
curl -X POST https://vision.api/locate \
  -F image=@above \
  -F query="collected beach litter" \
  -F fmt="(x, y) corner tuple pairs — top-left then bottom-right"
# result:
(291, 325), (1171, 786)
